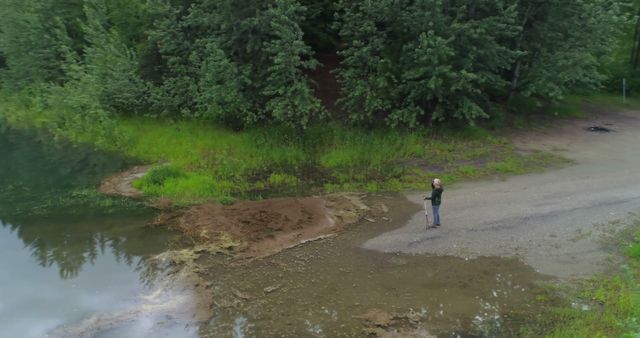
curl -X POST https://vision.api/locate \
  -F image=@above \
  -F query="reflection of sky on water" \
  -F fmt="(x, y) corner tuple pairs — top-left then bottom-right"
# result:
(0, 223), (145, 338)
(0, 128), (200, 338)
(96, 318), (201, 338)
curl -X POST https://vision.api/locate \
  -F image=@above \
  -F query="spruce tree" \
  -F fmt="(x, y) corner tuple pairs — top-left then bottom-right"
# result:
(261, 0), (325, 129)
(336, 0), (520, 126)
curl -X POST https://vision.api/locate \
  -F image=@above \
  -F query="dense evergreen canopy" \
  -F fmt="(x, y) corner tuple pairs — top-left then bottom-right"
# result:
(0, 0), (632, 129)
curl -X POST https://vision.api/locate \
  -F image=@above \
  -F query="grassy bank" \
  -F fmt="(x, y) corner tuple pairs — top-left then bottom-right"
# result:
(521, 216), (640, 337)
(1, 90), (573, 205)
(121, 118), (570, 204)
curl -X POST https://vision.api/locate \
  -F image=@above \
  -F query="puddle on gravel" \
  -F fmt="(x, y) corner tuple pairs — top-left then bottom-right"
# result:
(193, 196), (552, 337)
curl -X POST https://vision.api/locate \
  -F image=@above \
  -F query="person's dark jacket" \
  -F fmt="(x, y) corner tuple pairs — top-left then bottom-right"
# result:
(425, 187), (443, 206)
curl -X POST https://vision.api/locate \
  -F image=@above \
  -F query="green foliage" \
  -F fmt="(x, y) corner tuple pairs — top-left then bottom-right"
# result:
(261, 0), (325, 128)
(335, 0), (625, 126)
(0, 0), (151, 146)
(336, 0), (519, 126)
(627, 230), (640, 258)
(537, 276), (640, 338)
(194, 41), (251, 127)
(512, 0), (625, 100)
(146, 0), (324, 128)
(0, 0), (80, 88)
(0, 85), (122, 148)
(628, 243), (640, 258)
(0, 0), (628, 127)
(99, 117), (566, 203)
(133, 165), (184, 188)
(56, 0), (150, 115)
(218, 195), (237, 205)
(267, 173), (300, 187)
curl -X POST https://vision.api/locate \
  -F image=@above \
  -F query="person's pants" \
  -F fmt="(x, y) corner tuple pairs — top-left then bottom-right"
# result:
(432, 205), (441, 225)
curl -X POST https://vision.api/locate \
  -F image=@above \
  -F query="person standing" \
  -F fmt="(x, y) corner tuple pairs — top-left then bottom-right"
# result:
(424, 178), (443, 227)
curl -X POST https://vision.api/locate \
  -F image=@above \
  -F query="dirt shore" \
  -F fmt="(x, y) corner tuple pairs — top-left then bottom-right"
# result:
(99, 163), (375, 259)
(151, 194), (372, 258)
(99, 165), (152, 198)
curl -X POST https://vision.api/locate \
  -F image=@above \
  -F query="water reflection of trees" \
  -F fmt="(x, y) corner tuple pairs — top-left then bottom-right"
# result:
(1, 214), (170, 282)
(0, 127), (132, 189)
(0, 127), (135, 218)
(0, 127), (167, 281)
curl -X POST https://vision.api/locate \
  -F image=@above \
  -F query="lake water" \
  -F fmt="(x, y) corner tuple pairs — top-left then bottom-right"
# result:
(0, 127), (190, 338)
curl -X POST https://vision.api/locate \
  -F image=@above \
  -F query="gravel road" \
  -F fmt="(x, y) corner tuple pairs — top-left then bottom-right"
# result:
(364, 108), (640, 278)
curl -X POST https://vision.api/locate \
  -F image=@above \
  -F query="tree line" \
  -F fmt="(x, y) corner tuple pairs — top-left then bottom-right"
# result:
(0, 0), (632, 129)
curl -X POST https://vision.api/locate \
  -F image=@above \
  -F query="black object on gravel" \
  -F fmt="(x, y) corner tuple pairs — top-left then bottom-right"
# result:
(586, 126), (614, 133)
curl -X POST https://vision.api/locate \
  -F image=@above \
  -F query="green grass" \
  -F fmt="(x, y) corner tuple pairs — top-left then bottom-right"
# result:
(92, 120), (572, 204)
(535, 276), (640, 338)
(1, 90), (571, 205)
(521, 218), (640, 338)
(577, 93), (640, 110)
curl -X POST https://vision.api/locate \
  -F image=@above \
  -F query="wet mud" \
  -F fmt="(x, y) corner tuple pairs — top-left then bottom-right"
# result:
(186, 194), (551, 337)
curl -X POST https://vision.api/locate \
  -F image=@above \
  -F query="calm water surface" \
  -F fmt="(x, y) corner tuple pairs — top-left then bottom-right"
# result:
(0, 127), (189, 338)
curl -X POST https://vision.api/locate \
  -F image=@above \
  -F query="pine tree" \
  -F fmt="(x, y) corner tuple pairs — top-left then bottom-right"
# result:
(335, 0), (396, 125)
(261, 0), (325, 128)
(195, 40), (251, 128)
(80, 0), (150, 114)
(147, 0), (200, 117)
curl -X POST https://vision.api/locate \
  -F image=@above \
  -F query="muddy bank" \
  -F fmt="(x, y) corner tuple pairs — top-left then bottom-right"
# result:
(99, 164), (378, 258)
(189, 195), (550, 337)
(152, 194), (374, 258)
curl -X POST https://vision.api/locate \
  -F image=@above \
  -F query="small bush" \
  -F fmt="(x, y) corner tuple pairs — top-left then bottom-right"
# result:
(134, 165), (184, 188)
(627, 233), (640, 258)
(218, 195), (236, 205)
